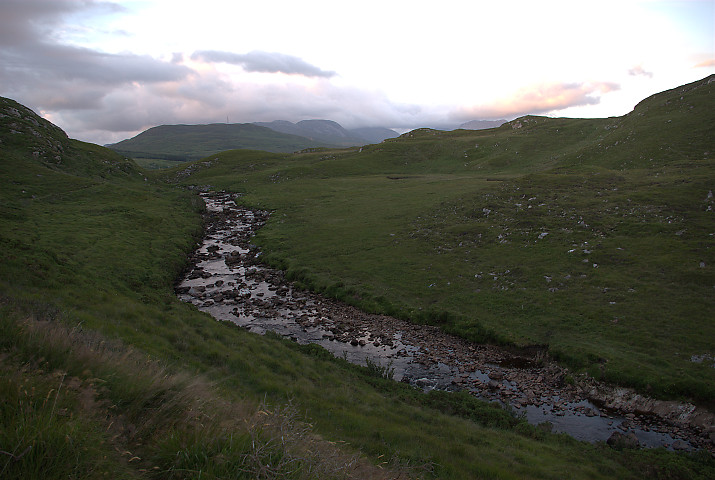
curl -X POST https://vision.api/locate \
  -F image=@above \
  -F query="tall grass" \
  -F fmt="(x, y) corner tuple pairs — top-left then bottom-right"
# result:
(0, 302), (378, 480)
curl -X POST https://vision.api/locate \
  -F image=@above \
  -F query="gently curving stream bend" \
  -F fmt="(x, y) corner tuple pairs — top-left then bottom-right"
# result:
(176, 192), (713, 453)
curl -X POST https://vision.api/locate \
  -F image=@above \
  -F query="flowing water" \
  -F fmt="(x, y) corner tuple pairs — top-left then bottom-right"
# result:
(177, 192), (707, 450)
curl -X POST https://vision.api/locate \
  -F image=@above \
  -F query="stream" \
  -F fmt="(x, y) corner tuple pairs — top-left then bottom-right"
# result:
(176, 192), (713, 452)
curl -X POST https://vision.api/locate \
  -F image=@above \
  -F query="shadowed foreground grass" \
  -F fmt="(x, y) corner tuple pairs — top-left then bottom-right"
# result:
(0, 304), (382, 480)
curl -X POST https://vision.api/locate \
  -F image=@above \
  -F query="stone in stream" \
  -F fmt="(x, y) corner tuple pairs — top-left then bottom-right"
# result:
(225, 251), (242, 266)
(188, 286), (206, 297)
(607, 431), (640, 449)
(415, 378), (435, 389)
(671, 439), (689, 451)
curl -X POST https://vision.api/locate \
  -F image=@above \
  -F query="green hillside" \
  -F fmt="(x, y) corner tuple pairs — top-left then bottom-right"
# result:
(169, 75), (715, 407)
(2, 76), (714, 480)
(108, 122), (336, 162)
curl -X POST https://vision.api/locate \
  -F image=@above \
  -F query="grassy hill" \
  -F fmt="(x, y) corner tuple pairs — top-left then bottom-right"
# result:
(108, 122), (337, 163)
(2, 76), (714, 480)
(167, 75), (715, 408)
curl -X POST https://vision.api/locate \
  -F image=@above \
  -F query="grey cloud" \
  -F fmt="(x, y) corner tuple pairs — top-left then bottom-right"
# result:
(192, 50), (336, 78)
(0, 0), (192, 112)
(50, 74), (439, 145)
(0, 43), (193, 113)
(0, 0), (124, 45)
(11, 43), (190, 85)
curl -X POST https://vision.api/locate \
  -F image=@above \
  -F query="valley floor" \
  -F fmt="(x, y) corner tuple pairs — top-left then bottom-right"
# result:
(177, 192), (715, 453)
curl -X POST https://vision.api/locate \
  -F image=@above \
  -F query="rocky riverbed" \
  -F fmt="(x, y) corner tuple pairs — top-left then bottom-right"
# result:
(176, 191), (714, 453)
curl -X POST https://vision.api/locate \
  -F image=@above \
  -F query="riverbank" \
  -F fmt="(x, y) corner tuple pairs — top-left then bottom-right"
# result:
(177, 191), (714, 453)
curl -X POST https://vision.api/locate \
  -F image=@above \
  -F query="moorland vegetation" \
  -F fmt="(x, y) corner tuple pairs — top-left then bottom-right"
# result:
(1, 75), (714, 479)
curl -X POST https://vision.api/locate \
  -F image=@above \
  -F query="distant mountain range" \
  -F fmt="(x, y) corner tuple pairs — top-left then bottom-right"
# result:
(108, 118), (505, 162)
(253, 120), (399, 146)
(107, 123), (330, 161)
(458, 119), (507, 130)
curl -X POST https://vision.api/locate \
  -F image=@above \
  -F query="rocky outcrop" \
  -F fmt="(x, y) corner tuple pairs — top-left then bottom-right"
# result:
(585, 383), (715, 438)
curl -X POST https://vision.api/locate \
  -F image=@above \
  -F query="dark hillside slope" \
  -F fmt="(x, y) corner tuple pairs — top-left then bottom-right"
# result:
(1, 97), (139, 179)
(552, 75), (715, 170)
(0, 96), (188, 302)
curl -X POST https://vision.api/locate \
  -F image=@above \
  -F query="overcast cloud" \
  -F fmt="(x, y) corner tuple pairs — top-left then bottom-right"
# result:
(192, 50), (336, 78)
(0, 0), (191, 115)
(0, 0), (712, 145)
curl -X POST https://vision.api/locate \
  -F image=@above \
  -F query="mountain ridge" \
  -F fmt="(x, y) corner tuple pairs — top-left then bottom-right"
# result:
(107, 122), (333, 161)
(107, 117), (510, 164)
(458, 119), (508, 130)
(253, 119), (398, 146)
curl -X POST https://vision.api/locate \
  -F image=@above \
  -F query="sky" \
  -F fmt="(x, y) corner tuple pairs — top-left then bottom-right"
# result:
(1, 0), (713, 145)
